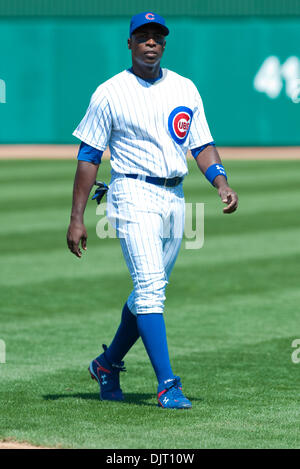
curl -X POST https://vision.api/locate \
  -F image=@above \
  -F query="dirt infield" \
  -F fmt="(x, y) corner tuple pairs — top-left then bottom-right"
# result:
(0, 439), (53, 449)
(0, 145), (299, 160)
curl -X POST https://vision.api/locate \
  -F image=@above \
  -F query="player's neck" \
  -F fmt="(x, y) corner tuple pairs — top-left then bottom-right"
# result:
(131, 62), (161, 81)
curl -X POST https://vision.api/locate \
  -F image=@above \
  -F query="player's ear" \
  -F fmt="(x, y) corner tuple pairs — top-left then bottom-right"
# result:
(128, 38), (132, 50)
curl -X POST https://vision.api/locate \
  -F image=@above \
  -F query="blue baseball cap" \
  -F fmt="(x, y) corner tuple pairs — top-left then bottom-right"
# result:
(130, 12), (169, 37)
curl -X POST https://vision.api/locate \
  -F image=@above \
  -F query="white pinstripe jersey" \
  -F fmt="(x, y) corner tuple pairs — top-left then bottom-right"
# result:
(73, 68), (213, 178)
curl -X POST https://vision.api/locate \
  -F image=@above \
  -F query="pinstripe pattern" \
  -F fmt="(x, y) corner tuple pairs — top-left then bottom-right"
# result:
(107, 175), (185, 315)
(73, 68), (213, 178)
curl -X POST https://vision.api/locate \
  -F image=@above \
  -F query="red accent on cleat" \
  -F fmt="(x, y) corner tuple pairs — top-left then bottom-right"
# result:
(157, 389), (166, 400)
(97, 365), (111, 375)
(94, 359), (111, 375)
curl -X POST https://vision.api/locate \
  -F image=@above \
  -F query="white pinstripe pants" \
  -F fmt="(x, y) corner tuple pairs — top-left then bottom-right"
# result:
(107, 174), (185, 315)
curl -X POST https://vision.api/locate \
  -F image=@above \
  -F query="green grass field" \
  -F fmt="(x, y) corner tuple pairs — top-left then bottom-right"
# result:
(0, 157), (300, 449)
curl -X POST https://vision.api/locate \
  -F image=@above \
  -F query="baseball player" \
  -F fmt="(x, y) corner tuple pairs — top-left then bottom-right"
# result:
(67, 12), (238, 409)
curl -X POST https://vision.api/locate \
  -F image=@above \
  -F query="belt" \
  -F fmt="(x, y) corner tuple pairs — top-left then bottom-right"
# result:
(124, 174), (183, 187)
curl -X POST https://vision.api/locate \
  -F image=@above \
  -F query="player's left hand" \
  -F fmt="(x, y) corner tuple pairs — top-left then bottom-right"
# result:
(218, 185), (238, 214)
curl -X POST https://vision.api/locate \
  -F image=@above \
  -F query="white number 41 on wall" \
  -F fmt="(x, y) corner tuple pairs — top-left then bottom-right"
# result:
(254, 56), (300, 103)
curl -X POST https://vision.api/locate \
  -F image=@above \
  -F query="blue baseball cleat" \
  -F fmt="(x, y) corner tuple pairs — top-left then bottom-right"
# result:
(88, 344), (126, 401)
(157, 376), (192, 409)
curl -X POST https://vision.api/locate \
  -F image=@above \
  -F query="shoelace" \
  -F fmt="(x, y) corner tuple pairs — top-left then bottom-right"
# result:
(102, 344), (127, 373)
(167, 384), (185, 399)
(164, 378), (185, 399)
(111, 363), (127, 373)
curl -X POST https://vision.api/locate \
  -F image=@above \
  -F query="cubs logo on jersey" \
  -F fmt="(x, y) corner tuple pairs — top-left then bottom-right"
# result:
(168, 106), (193, 145)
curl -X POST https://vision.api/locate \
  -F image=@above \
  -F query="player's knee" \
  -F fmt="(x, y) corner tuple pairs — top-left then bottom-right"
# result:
(134, 278), (167, 314)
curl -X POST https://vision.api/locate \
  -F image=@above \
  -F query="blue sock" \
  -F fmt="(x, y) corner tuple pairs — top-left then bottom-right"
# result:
(104, 303), (140, 364)
(137, 313), (174, 385)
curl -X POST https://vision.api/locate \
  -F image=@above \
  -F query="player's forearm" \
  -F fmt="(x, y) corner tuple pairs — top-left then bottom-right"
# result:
(195, 145), (228, 188)
(70, 161), (99, 222)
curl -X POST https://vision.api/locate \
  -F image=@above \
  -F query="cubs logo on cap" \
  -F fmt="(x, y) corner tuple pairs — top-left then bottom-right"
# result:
(168, 106), (193, 145)
(145, 13), (155, 20)
(130, 12), (169, 37)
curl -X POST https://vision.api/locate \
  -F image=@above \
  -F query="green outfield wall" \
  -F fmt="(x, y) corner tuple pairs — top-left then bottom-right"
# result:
(1, 0), (300, 17)
(0, 17), (299, 145)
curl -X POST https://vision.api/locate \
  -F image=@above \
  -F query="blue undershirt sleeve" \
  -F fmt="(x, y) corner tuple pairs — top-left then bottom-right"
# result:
(191, 141), (215, 159)
(77, 141), (103, 165)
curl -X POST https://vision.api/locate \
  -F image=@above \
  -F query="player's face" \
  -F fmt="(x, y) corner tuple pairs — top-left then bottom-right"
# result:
(128, 25), (166, 66)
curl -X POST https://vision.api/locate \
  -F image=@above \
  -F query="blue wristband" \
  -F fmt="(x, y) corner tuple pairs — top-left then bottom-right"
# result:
(205, 164), (227, 186)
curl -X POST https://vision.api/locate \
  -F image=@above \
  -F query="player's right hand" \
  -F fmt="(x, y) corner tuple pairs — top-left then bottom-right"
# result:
(66, 221), (88, 258)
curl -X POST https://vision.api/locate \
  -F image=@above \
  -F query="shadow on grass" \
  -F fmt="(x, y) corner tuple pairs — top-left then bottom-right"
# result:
(43, 392), (156, 406)
(43, 392), (204, 407)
